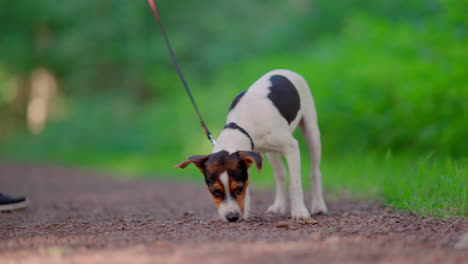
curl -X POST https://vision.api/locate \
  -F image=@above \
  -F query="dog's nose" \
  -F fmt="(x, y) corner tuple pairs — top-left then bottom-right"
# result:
(226, 212), (240, 222)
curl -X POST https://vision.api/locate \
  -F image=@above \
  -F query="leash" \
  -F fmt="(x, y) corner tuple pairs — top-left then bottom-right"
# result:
(147, 0), (216, 145)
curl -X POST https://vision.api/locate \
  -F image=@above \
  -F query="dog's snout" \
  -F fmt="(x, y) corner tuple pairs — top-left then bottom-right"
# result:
(226, 212), (240, 222)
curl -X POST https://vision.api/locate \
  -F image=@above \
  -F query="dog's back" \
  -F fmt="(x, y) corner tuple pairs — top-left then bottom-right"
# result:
(225, 69), (318, 151)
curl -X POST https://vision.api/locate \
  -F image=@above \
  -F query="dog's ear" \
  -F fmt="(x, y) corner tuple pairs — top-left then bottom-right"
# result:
(174, 155), (210, 173)
(237, 151), (263, 173)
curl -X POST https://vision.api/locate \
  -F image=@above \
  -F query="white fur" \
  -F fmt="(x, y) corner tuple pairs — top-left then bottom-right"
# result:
(243, 186), (251, 220)
(265, 152), (287, 214)
(213, 69), (328, 219)
(217, 172), (241, 221)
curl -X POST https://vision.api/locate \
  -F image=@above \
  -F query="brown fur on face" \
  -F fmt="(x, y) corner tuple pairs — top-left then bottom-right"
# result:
(229, 179), (249, 214)
(207, 180), (225, 208)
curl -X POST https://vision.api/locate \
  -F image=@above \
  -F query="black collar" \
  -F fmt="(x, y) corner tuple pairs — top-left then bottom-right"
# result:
(224, 122), (254, 150)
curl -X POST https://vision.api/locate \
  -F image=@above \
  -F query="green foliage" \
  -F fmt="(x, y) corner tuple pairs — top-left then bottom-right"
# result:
(0, 0), (450, 92)
(212, 12), (467, 156)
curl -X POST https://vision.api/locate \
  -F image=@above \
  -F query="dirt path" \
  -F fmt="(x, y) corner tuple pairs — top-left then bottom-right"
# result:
(0, 164), (466, 264)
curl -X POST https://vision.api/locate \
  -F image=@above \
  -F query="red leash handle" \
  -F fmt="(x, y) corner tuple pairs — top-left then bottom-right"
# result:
(147, 0), (216, 145)
(147, 0), (162, 24)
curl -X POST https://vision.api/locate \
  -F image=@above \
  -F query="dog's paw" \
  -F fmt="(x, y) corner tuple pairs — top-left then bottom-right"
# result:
(266, 203), (287, 215)
(310, 199), (328, 215)
(243, 210), (251, 220)
(291, 204), (311, 219)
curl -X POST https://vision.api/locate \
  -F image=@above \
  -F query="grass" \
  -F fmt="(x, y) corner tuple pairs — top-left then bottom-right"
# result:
(319, 152), (467, 217)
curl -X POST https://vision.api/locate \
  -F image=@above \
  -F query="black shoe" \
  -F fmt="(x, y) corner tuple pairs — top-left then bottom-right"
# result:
(0, 193), (29, 212)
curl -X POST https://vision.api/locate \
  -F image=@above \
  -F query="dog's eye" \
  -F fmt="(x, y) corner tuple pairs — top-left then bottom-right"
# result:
(211, 190), (223, 198)
(233, 186), (244, 196)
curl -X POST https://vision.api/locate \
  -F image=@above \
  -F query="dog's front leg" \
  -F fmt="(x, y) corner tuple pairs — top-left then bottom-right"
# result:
(243, 186), (251, 220)
(266, 152), (287, 214)
(283, 139), (311, 219)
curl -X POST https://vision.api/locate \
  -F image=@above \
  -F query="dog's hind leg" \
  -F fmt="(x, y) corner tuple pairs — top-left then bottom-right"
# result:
(299, 94), (328, 214)
(265, 152), (287, 215)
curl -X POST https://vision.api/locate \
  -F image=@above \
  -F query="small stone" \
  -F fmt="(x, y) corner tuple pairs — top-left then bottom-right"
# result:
(275, 221), (289, 228)
(184, 211), (194, 217)
(154, 241), (168, 247)
(302, 218), (318, 225)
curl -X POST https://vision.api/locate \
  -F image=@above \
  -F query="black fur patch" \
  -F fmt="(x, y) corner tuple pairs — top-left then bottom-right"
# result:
(203, 150), (229, 185)
(267, 75), (301, 124)
(227, 157), (248, 182)
(229, 90), (247, 111)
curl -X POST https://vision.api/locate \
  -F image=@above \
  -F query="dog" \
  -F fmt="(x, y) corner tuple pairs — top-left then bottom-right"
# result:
(176, 69), (327, 222)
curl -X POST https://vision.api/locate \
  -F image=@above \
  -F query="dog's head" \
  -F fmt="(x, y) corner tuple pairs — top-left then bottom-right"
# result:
(175, 150), (262, 222)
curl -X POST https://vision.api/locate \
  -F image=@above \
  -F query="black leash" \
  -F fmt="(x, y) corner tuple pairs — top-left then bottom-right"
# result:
(147, 0), (216, 145)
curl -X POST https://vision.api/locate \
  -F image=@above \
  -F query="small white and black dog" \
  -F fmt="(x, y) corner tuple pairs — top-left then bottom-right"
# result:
(176, 69), (327, 222)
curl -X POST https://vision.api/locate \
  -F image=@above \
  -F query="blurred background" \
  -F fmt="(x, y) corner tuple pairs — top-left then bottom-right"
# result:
(0, 0), (466, 215)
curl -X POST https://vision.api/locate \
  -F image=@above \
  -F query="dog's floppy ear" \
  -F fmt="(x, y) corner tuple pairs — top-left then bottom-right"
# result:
(237, 151), (263, 173)
(174, 155), (210, 172)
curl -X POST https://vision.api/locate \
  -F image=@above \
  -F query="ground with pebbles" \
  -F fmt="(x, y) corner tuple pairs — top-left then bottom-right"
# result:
(0, 164), (466, 264)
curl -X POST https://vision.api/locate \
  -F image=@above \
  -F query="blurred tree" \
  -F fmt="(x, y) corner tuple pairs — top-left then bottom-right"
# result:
(0, 0), (465, 155)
